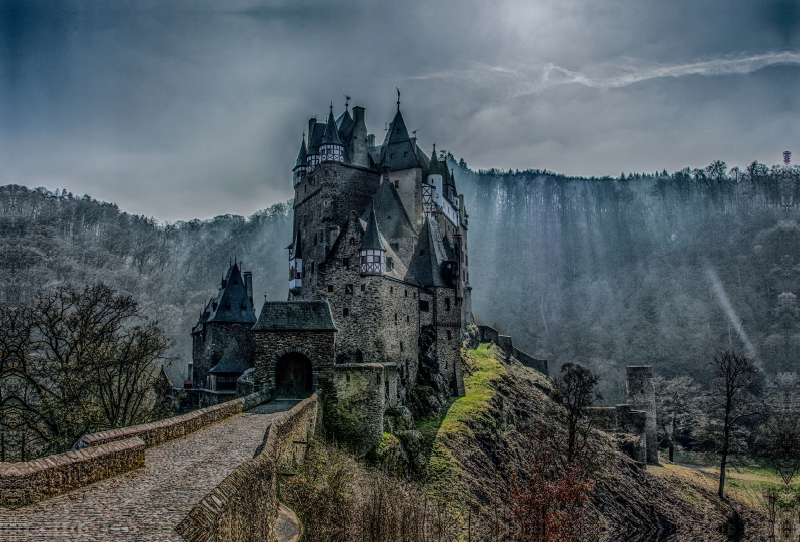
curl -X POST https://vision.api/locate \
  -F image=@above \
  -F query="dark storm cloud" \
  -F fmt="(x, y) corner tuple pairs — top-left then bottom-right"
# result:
(0, 0), (798, 220)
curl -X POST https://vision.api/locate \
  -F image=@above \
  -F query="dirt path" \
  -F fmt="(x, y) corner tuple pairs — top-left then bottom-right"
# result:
(0, 400), (298, 541)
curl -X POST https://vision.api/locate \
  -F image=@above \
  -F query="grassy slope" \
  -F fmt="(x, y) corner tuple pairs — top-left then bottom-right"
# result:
(419, 343), (770, 541)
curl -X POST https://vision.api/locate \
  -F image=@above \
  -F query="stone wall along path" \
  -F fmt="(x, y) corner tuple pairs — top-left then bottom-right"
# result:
(0, 400), (298, 541)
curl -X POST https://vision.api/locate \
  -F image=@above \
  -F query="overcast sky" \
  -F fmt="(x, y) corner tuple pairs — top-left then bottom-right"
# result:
(2, 0), (800, 221)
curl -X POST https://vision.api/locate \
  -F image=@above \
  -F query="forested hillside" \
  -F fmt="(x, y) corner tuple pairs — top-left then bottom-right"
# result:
(0, 185), (292, 386)
(3, 157), (798, 402)
(456, 158), (800, 402)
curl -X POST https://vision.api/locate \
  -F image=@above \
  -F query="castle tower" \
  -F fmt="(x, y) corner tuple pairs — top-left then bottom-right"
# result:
(359, 203), (385, 276)
(293, 134), (308, 187)
(289, 232), (303, 293)
(625, 366), (658, 464)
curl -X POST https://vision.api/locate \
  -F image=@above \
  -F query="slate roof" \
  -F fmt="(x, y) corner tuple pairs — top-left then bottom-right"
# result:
(289, 232), (302, 260)
(359, 203), (384, 251)
(253, 300), (337, 331)
(205, 262), (258, 324)
(294, 136), (307, 169)
(380, 111), (423, 171)
(210, 339), (248, 375)
(427, 146), (440, 175)
(308, 121), (326, 153)
(359, 180), (415, 239)
(321, 107), (343, 145)
(408, 215), (452, 288)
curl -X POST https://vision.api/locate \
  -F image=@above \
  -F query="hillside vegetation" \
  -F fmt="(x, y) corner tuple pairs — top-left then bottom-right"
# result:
(422, 343), (769, 540)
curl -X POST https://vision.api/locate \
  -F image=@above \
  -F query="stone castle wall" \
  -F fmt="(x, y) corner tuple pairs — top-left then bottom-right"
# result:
(477, 325), (548, 376)
(175, 394), (319, 542)
(253, 330), (336, 399)
(0, 437), (145, 509)
(626, 366), (658, 464)
(333, 363), (390, 450)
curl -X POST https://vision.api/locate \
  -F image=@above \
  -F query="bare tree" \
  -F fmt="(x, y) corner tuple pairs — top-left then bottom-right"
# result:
(1, 283), (177, 456)
(549, 363), (603, 466)
(706, 350), (762, 498)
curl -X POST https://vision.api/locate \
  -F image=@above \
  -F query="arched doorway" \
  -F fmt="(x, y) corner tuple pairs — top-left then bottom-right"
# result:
(274, 353), (313, 398)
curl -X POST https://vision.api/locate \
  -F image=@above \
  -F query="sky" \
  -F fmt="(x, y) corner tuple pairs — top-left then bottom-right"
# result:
(1, 0), (800, 221)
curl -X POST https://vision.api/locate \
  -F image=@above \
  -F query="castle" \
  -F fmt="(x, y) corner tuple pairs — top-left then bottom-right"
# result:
(190, 97), (473, 437)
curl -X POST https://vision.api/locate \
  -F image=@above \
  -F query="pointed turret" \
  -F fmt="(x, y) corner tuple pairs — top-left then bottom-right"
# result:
(320, 103), (345, 163)
(359, 202), (385, 276)
(293, 134), (308, 186)
(427, 144), (440, 175)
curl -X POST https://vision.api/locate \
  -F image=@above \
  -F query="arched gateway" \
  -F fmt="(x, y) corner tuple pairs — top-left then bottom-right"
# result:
(252, 301), (337, 399)
(274, 352), (313, 398)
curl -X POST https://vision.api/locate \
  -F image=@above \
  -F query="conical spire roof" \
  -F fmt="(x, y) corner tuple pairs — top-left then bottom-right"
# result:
(386, 110), (411, 144)
(206, 262), (257, 324)
(321, 104), (343, 145)
(428, 145), (440, 176)
(294, 135), (307, 169)
(359, 202), (384, 251)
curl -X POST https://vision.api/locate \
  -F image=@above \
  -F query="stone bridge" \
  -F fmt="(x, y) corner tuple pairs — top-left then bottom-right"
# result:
(0, 393), (317, 542)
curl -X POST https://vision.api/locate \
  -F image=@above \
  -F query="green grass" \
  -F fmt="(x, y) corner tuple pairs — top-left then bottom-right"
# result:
(417, 344), (507, 506)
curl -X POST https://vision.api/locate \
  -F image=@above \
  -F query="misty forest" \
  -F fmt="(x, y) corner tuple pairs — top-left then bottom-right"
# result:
(3, 155), (800, 539)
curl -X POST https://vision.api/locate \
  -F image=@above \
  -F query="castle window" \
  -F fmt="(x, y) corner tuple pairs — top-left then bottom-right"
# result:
(445, 298), (451, 311)
(311, 262), (315, 274)
(419, 300), (429, 312)
(342, 258), (349, 269)
(390, 154), (395, 159)
(377, 373), (381, 385)
(390, 242), (399, 252)
(361, 283), (365, 292)
(390, 286), (394, 294)
(447, 330), (452, 340)
(345, 284), (354, 294)
(394, 180), (399, 188)
(403, 151), (408, 157)
(466, 255), (468, 265)
(386, 258), (394, 271)
(328, 284), (334, 293)
(400, 341), (404, 352)
(314, 233), (317, 245)
(350, 238), (356, 246)
(394, 313), (397, 323)
(404, 289), (408, 297)
(346, 374), (350, 383)
(343, 307), (350, 317)
(406, 315), (409, 323)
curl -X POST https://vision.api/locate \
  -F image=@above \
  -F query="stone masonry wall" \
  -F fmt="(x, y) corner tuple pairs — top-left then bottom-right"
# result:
(74, 388), (271, 450)
(477, 325), (548, 376)
(0, 437), (145, 509)
(253, 330), (336, 399)
(626, 366), (658, 464)
(175, 394), (319, 542)
(333, 363), (387, 450)
(435, 287), (465, 396)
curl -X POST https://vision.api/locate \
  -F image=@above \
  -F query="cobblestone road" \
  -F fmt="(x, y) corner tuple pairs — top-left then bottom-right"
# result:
(0, 400), (298, 542)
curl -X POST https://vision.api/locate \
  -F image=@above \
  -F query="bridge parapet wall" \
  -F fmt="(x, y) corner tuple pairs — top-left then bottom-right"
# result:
(176, 394), (319, 542)
(0, 437), (145, 509)
(74, 388), (272, 450)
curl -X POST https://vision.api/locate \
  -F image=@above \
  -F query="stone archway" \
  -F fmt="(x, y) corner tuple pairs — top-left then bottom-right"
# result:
(274, 352), (313, 398)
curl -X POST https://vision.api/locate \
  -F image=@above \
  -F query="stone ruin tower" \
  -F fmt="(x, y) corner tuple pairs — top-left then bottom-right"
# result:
(625, 366), (658, 464)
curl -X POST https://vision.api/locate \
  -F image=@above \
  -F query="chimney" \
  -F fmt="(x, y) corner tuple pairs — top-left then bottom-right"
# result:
(308, 117), (317, 145)
(244, 271), (253, 306)
(367, 133), (375, 146)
